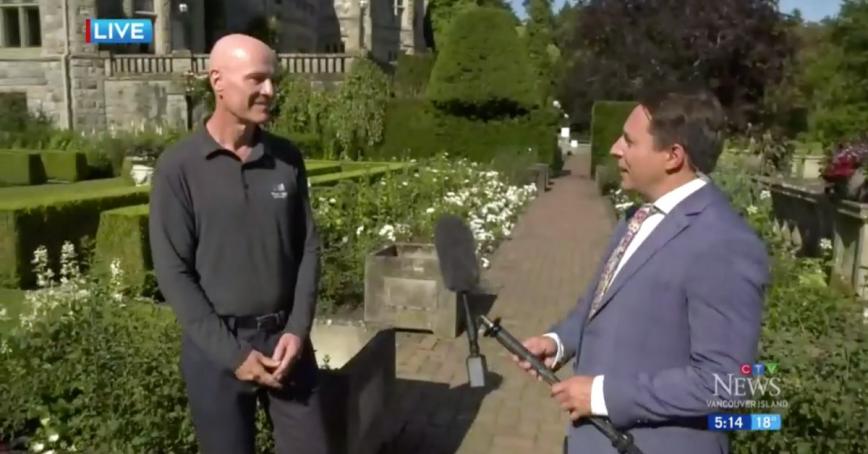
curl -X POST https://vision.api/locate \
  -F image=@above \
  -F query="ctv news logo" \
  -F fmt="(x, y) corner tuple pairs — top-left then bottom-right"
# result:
(707, 362), (789, 410)
(85, 18), (153, 44)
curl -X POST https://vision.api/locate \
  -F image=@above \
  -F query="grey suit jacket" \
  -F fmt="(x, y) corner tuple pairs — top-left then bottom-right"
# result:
(550, 182), (770, 454)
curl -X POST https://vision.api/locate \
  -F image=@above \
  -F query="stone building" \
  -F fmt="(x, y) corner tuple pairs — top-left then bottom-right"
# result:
(0, 0), (429, 131)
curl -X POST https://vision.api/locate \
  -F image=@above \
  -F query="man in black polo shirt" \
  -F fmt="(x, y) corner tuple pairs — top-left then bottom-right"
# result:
(148, 33), (327, 453)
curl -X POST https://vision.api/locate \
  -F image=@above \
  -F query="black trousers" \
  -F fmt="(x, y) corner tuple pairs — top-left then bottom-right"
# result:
(180, 325), (329, 454)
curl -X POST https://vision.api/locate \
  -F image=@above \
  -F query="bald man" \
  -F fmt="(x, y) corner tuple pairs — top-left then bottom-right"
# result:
(148, 34), (328, 453)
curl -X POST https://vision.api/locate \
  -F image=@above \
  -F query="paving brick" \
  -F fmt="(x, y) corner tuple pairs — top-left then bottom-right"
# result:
(376, 156), (616, 453)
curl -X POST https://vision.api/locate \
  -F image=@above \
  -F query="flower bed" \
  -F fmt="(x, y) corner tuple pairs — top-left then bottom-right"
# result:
(312, 153), (537, 313)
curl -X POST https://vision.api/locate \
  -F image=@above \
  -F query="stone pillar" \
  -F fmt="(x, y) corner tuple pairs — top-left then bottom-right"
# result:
(155, 0), (173, 54)
(122, 0), (134, 17)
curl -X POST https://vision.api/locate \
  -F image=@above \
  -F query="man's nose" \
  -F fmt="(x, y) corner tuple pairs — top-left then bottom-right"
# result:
(261, 79), (274, 97)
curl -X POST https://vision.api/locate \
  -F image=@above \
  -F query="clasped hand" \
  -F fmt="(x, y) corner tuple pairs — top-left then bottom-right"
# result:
(513, 335), (593, 421)
(233, 333), (302, 389)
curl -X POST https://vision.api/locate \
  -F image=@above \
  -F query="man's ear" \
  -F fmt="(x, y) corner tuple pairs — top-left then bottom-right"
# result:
(210, 69), (222, 98)
(665, 143), (689, 172)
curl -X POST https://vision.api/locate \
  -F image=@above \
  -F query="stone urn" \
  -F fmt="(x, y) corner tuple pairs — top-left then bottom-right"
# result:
(129, 164), (154, 186)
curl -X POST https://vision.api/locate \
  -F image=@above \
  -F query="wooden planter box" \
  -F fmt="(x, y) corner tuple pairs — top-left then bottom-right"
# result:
(364, 243), (461, 338)
(312, 320), (396, 454)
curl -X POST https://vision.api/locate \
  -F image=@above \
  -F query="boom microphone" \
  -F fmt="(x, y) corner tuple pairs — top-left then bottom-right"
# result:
(434, 214), (486, 387)
(433, 214), (480, 293)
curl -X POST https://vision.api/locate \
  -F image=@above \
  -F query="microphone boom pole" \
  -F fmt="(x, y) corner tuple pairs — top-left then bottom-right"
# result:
(479, 315), (644, 454)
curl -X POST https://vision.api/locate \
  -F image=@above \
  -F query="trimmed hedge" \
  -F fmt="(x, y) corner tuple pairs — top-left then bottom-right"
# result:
(393, 53), (436, 98)
(590, 101), (636, 175)
(373, 99), (561, 171)
(0, 152), (45, 186)
(93, 205), (153, 294)
(0, 149), (89, 184)
(40, 151), (89, 182)
(0, 179), (150, 288)
(426, 6), (538, 116)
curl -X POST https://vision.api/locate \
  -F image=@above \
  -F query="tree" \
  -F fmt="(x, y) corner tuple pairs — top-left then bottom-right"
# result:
(428, 0), (514, 50)
(524, 0), (558, 101)
(426, 6), (539, 118)
(557, 0), (796, 131)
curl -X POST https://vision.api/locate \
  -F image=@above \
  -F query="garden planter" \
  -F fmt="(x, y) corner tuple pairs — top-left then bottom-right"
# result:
(790, 154), (824, 180)
(312, 320), (396, 454)
(130, 164), (154, 186)
(364, 243), (462, 338)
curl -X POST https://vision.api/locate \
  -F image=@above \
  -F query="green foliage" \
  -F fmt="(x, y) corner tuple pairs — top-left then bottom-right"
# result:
(525, 0), (557, 101)
(92, 205), (156, 297)
(426, 6), (539, 118)
(0, 152), (45, 186)
(0, 179), (150, 288)
(712, 154), (868, 453)
(373, 99), (560, 170)
(427, 0), (477, 49)
(590, 101), (635, 173)
(324, 58), (391, 160)
(39, 151), (89, 182)
(393, 53), (436, 98)
(268, 59), (390, 160)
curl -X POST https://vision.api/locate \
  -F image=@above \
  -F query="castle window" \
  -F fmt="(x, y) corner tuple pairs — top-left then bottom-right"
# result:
(0, 4), (41, 48)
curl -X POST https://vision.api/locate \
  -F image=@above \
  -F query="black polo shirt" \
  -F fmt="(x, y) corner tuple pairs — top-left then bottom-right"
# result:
(148, 124), (321, 371)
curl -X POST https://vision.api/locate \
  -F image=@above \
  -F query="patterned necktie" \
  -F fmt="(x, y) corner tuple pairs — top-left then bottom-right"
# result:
(588, 203), (657, 319)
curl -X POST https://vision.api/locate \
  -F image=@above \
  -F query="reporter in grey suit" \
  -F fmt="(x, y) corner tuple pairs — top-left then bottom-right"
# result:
(514, 89), (770, 453)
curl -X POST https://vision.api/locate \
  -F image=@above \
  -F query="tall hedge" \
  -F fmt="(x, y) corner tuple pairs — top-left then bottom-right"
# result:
(426, 6), (539, 117)
(590, 101), (636, 175)
(393, 53), (436, 99)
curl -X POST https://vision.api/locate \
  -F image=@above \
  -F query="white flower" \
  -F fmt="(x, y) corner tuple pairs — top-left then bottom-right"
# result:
(356, 225), (365, 236)
(746, 205), (758, 215)
(32, 442), (45, 452)
(329, 198), (336, 204)
(481, 257), (490, 269)
(760, 190), (771, 200)
(425, 207), (435, 214)
(341, 236), (348, 244)
(48, 433), (59, 442)
(44, 450), (55, 454)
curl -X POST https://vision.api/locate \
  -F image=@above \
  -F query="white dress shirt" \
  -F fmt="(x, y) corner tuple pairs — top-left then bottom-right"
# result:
(545, 175), (708, 416)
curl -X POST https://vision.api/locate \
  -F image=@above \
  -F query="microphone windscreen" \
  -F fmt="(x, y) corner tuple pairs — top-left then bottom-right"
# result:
(434, 214), (480, 293)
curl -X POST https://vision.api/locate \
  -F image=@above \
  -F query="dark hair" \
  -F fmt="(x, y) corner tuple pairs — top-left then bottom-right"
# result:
(638, 88), (726, 174)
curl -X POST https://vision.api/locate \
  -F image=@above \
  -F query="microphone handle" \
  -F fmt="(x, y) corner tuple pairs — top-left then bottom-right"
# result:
(479, 316), (644, 454)
(482, 317), (560, 385)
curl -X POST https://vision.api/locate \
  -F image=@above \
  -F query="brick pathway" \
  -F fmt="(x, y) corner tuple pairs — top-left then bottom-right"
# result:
(380, 155), (618, 454)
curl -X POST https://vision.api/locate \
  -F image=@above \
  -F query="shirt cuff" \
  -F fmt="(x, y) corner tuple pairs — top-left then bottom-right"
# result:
(542, 332), (564, 367)
(591, 375), (608, 416)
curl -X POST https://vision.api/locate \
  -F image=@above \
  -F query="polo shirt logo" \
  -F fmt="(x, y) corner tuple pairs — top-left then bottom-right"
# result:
(271, 183), (288, 199)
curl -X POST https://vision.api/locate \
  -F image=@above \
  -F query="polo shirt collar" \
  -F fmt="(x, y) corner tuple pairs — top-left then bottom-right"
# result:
(194, 120), (268, 162)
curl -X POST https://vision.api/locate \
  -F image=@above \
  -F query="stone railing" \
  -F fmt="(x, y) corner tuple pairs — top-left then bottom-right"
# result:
(757, 175), (868, 299)
(105, 53), (357, 77)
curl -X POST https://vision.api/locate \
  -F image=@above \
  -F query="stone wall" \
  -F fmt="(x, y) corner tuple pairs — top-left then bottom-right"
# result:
(0, 57), (66, 126)
(104, 76), (188, 131)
